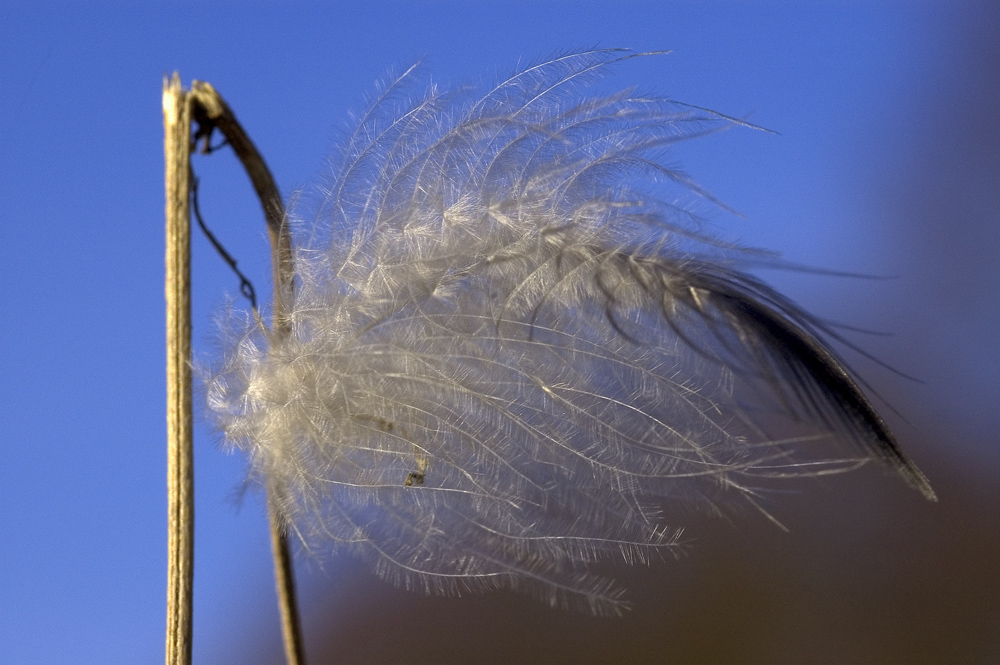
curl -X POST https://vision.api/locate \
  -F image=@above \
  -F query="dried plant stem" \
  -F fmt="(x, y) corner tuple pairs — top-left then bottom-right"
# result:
(163, 73), (194, 665)
(268, 492), (305, 665)
(189, 82), (294, 324)
(188, 81), (305, 665)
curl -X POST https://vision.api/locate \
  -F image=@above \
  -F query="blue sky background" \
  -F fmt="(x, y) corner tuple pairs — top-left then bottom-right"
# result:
(2, 2), (998, 664)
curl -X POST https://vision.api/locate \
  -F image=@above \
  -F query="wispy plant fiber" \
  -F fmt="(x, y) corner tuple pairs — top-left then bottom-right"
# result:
(204, 49), (933, 615)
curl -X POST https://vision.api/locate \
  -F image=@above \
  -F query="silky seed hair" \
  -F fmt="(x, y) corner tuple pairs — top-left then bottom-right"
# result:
(203, 49), (934, 615)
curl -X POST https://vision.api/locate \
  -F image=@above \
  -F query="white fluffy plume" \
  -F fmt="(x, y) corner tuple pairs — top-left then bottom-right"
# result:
(204, 49), (934, 615)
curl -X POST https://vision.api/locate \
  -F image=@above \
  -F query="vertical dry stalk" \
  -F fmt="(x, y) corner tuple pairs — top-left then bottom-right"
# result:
(163, 73), (194, 665)
(162, 76), (305, 665)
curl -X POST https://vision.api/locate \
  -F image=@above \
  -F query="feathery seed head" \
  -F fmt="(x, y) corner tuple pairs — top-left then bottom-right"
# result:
(203, 49), (933, 614)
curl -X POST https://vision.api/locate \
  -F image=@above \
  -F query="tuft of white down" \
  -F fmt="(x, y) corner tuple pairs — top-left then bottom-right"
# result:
(204, 49), (935, 615)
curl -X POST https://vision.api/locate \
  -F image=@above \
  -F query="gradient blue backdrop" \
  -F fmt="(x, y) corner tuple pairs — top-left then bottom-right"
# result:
(2, 2), (997, 663)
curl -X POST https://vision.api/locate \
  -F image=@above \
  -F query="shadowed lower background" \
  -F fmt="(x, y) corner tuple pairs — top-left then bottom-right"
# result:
(1, 2), (997, 663)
